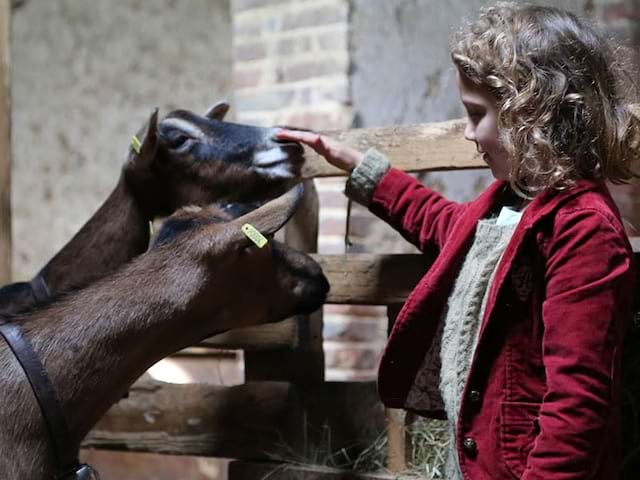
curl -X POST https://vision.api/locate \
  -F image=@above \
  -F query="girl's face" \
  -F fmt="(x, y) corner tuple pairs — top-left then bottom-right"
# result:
(456, 68), (511, 180)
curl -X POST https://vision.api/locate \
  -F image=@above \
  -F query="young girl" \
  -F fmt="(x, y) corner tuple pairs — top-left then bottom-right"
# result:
(278, 3), (640, 479)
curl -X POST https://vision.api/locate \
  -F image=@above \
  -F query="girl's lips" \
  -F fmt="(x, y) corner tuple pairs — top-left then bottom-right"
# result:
(482, 152), (490, 164)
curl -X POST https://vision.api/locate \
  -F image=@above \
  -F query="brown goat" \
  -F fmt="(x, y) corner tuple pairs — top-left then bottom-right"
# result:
(0, 184), (329, 479)
(0, 102), (304, 313)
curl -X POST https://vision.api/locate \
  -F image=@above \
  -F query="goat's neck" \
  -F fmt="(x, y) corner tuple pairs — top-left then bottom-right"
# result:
(39, 176), (150, 294)
(5, 255), (213, 477)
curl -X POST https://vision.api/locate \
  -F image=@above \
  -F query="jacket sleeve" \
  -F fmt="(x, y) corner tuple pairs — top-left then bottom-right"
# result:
(344, 148), (464, 254)
(522, 207), (633, 479)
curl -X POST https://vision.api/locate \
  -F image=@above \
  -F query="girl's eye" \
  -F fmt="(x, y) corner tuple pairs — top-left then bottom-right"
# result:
(468, 112), (484, 122)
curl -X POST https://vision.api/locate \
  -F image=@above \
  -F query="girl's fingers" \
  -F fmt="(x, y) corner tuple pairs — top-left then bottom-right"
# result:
(276, 128), (362, 171)
(275, 129), (318, 144)
(277, 129), (331, 155)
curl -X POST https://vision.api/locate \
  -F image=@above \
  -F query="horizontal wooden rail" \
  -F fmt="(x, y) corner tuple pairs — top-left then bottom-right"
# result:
(199, 244), (640, 351)
(83, 378), (385, 461)
(301, 118), (482, 178)
(312, 254), (430, 305)
(301, 105), (640, 178)
(201, 317), (300, 350)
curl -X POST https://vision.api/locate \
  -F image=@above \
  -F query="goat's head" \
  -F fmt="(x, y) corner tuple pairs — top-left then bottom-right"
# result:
(151, 183), (329, 335)
(124, 102), (305, 218)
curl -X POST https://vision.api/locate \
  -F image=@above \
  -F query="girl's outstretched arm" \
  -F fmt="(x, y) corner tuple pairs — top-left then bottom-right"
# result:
(277, 129), (464, 253)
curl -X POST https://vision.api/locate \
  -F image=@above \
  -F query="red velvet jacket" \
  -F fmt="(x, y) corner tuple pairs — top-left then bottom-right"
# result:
(369, 168), (634, 479)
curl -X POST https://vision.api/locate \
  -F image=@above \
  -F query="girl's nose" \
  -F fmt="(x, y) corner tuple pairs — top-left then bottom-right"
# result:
(464, 122), (476, 142)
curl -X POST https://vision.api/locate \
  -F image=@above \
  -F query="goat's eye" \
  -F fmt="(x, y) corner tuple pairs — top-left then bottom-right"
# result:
(168, 134), (190, 149)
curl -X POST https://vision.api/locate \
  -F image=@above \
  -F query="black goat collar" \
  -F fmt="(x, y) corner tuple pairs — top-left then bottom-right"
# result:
(0, 321), (99, 479)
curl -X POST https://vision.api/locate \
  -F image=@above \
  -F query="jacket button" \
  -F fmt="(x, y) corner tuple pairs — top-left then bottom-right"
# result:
(463, 437), (477, 455)
(468, 390), (481, 403)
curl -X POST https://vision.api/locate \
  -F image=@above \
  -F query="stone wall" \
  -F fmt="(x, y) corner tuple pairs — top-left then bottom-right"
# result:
(11, 0), (233, 281)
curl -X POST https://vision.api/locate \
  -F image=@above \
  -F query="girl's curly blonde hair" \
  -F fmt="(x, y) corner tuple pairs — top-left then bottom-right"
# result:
(451, 2), (640, 197)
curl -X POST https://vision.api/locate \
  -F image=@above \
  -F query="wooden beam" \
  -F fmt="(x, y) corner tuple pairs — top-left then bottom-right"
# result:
(201, 317), (299, 351)
(198, 242), (640, 351)
(83, 379), (385, 462)
(228, 462), (396, 480)
(301, 118), (482, 178)
(301, 104), (640, 179)
(314, 254), (430, 305)
(0, 0), (11, 284)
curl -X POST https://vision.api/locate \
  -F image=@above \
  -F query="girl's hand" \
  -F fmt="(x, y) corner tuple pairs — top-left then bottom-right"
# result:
(276, 129), (364, 173)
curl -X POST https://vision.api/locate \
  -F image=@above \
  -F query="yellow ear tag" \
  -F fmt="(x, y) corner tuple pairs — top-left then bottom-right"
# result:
(242, 223), (268, 248)
(149, 221), (154, 236)
(131, 135), (142, 154)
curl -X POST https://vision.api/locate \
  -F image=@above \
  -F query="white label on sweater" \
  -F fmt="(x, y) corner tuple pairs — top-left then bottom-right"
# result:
(496, 206), (523, 226)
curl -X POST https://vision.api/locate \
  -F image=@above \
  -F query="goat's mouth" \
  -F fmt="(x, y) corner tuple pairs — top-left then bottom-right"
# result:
(253, 142), (305, 179)
(296, 272), (330, 314)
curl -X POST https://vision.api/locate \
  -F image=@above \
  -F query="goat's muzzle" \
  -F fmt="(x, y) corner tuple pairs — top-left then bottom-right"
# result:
(295, 270), (330, 314)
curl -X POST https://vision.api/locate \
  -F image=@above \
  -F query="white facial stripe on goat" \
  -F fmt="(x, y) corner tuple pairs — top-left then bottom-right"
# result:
(255, 163), (295, 179)
(254, 148), (289, 167)
(161, 118), (206, 141)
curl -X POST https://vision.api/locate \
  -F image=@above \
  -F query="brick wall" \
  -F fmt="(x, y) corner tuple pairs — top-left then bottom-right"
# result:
(232, 0), (388, 381)
(231, 0), (640, 381)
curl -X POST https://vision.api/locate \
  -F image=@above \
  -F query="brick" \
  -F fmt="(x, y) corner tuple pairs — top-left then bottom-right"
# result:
(278, 110), (335, 130)
(279, 108), (353, 130)
(234, 42), (268, 62)
(281, 4), (347, 31)
(316, 28), (348, 51)
(324, 304), (387, 316)
(280, 58), (346, 82)
(276, 35), (313, 56)
(325, 368), (377, 381)
(235, 89), (295, 112)
(233, 68), (264, 89)
(233, 19), (263, 37)
(324, 318), (386, 342)
(233, 0), (293, 13)
(324, 345), (383, 370)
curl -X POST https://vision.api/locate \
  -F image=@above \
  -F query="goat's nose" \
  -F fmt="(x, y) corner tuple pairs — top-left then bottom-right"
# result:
(296, 273), (330, 314)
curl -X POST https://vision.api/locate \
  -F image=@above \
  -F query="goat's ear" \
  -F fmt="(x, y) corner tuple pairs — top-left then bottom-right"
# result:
(204, 100), (230, 121)
(230, 183), (304, 242)
(129, 108), (159, 167)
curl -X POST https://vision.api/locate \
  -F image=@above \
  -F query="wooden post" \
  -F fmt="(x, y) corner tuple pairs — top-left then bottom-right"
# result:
(244, 178), (324, 384)
(385, 304), (409, 473)
(0, 0), (11, 284)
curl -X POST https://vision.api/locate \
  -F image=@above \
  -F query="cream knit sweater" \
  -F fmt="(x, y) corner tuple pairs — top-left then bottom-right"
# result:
(440, 219), (517, 480)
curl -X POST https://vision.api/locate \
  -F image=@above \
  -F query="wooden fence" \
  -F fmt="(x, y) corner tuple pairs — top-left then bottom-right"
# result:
(81, 105), (640, 479)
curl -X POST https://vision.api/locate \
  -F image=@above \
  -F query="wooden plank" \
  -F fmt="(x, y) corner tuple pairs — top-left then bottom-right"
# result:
(301, 104), (640, 178)
(314, 254), (430, 305)
(84, 380), (386, 462)
(228, 461), (396, 480)
(301, 119), (482, 178)
(385, 304), (407, 473)
(0, 0), (11, 284)
(83, 379), (297, 459)
(245, 178), (325, 384)
(201, 317), (299, 351)
(197, 241), (640, 351)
